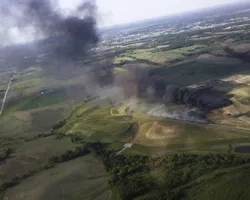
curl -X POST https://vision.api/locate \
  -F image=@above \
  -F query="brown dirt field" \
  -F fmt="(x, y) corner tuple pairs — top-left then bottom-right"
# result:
(197, 54), (217, 60)
(222, 105), (240, 116)
(231, 97), (250, 113)
(207, 104), (250, 129)
(230, 43), (250, 53)
(238, 116), (250, 124)
(13, 111), (32, 122)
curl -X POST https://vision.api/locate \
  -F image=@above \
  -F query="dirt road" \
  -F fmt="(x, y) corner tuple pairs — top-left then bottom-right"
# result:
(0, 74), (15, 116)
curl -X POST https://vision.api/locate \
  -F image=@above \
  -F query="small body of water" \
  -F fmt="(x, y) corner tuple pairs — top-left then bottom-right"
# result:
(235, 146), (250, 153)
(148, 104), (208, 123)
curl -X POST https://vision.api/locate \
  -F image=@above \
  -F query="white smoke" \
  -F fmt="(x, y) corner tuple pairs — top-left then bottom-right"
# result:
(148, 104), (208, 123)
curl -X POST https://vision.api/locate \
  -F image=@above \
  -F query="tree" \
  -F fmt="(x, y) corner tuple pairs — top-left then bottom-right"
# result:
(228, 144), (233, 154)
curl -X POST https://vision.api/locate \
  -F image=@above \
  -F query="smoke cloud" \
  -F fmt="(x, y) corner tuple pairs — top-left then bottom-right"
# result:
(148, 104), (208, 123)
(0, 0), (99, 59)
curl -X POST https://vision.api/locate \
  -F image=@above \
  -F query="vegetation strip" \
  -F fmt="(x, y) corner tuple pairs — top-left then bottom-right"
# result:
(91, 142), (250, 200)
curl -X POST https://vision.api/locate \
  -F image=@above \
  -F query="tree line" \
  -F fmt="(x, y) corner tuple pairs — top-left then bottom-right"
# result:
(91, 142), (250, 200)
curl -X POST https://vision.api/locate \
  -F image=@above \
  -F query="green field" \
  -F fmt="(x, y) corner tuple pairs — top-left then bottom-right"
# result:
(185, 164), (250, 200)
(54, 103), (136, 143)
(3, 155), (110, 200)
(3, 89), (67, 113)
(0, 136), (80, 184)
(51, 100), (250, 154)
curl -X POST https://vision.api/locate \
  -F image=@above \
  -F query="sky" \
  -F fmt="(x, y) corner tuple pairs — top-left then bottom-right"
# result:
(60, 0), (240, 27)
(0, 0), (242, 45)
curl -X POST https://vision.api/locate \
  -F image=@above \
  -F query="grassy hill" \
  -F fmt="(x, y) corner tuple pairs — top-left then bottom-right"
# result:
(52, 100), (250, 156)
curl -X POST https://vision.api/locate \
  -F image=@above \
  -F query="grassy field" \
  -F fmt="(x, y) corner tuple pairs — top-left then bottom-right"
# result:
(185, 164), (250, 200)
(114, 45), (205, 65)
(3, 89), (67, 113)
(92, 144), (250, 200)
(0, 106), (70, 137)
(0, 136), (80, 184)
(51, 100), (250, 156)
(3, 155), (110, 200)
(54, 103), (136, 143)
(0, 67), (88, 138)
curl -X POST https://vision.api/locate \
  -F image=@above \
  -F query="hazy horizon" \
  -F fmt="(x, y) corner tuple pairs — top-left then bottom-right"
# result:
(98, 1), (247, 29)
(60, 0), (242, 27)
(0, 0), (246, 45)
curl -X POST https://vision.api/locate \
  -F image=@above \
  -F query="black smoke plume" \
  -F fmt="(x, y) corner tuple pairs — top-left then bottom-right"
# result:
(0, 0), (99, 60)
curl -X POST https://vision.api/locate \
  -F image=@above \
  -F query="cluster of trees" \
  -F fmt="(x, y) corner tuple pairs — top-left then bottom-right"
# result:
(91, 143), (250, 200)
(0, 148), (14, 162)
(231, 32), (250, 43)
(24, 133), (54, 142)
(51, 120), (65, 131)
(148, 153), (250, 171)
(92, 146), (186, 199)
(224, 46), (250, 62)
(49, 145), (89, 164)
(70, 134), (85, 143)
(0, 133), (53, 145)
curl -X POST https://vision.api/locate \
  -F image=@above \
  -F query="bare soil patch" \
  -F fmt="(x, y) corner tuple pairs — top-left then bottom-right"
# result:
(230, 43), (250, 53)
(134, 121), (179, 145)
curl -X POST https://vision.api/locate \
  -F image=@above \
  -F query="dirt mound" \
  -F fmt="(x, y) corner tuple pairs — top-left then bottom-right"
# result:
(111, 105), (132, 116)
(222, 105), (240, 116)
(134, 122), (179, 143)
(230, 43), (250, 54)
(197, 54), (217, 60)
